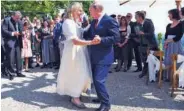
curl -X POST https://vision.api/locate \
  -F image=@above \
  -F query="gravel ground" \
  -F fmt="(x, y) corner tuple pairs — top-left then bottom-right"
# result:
(1, 64), (184, 111)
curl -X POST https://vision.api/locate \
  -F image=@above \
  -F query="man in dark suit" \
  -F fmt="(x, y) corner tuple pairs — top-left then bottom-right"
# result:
(180, 7), (184, 32)
(53, 15), (64, 69)
(127, 13), (142, 72)
(126, 13), (133, 70)
(135, 11), (158, 78)
(86, 2), (120, 111)
(1, 35), (7, 76)
(142, 10), (154, 26)
(2, 11), (25, 77)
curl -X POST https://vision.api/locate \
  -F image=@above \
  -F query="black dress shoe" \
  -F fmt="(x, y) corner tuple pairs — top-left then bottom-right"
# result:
(134, 68), (142, 72)
(5, 69), (15, 80)
(92, 98), (101, 103)
(123, 67), (127, 72)
(17, 73), (26, 77)
(96, 105), (110, 111)
(9, 75), (14, 80)
(29, 66), (34, 69)
(54, 66), (59, 69)
(108, 71), (112, 73)
(7, 70), (16, 76)
(1, 68), (8, 77)
(150, 80), (155, 83)
(115, 68), (121, 72)
(35, 64), (40, 67)
(41, 64), (47, 69)
(114, 65), (118, 70)
(164, 79), (170, 82)
(49, 64), (53, 68)
(127, 67), (131, 71)
(139, 73), (146, 78)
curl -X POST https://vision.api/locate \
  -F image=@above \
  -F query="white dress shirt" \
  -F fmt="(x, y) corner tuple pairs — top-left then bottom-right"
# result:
(119, 25), (131, 39)
(126, 25), (131, 39)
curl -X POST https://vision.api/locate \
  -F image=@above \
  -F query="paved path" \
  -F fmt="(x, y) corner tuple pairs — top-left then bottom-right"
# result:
(1, 65), (184, 111)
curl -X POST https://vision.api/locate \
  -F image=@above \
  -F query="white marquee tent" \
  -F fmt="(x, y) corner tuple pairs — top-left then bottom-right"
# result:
(99, 0), (184, 33)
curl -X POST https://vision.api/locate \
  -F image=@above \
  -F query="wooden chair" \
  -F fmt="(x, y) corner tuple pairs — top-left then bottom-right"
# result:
(146, 50), (173, 88)
(146, 51), (182, 96)
(171, 54), (183, 97)
(146, 50), (164, 88)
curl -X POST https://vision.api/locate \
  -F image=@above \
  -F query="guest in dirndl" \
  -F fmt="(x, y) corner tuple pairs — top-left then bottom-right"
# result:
(164, 9), (184, 81)
(34, 19), (42, 67)
(116, 16), (131, 72)
(48, 20), (55, 67)
(21, 22), (33, 72)
(40, 20), (53, 68)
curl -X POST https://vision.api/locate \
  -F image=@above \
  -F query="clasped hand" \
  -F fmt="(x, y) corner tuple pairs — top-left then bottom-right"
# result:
(117, 43), (124, 47)
(13, 31), (21, 36)
(90, 35), (101, 45)
(138, 31), (144, 35)
(164, 39), (173, 48)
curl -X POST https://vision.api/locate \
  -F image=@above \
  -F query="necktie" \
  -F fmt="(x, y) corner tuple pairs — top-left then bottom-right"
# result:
(94, 19), (98, 28)
(16, 23), (19, 32)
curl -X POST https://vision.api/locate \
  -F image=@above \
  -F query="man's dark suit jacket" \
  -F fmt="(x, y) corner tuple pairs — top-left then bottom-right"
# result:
(141, 19), (157, 48)
(129, 20), (157, 48)
(84, 14), (120, 65)
(1, 17), (23, 48)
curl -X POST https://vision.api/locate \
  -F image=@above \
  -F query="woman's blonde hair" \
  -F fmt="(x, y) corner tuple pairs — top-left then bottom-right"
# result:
(64, 2), (83, 19)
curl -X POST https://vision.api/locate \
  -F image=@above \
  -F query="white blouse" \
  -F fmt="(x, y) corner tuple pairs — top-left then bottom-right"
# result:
(119, 25), (131, 39)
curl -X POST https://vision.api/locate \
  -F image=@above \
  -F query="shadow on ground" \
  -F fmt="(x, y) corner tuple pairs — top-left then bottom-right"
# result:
(1, 67), (184, 111)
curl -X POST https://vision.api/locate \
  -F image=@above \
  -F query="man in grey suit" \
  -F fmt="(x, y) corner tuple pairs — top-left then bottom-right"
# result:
(2, 11), (25, 78)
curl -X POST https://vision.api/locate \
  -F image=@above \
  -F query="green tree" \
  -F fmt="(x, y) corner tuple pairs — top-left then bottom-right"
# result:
(1, 0), (92, 20)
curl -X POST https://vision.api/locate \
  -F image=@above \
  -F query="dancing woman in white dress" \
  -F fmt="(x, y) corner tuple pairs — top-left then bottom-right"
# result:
(56, 2), (98, 109)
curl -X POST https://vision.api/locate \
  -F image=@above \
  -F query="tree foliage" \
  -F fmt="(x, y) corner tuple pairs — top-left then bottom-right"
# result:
(1, 0), (92, 20)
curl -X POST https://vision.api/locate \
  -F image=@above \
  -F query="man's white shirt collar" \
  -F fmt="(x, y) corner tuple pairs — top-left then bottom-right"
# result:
(141, 20), (145, 26)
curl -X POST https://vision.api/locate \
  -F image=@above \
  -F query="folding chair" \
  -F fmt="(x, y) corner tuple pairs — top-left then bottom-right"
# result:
(171, 54), (184, 97)
(146, 50), (165, 88)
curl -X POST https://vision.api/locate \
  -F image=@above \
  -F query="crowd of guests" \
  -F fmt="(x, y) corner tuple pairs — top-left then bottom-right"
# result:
(109, 7), (184, 82)
(1, 11), (66, 80)
(1, 7), (184, 83)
